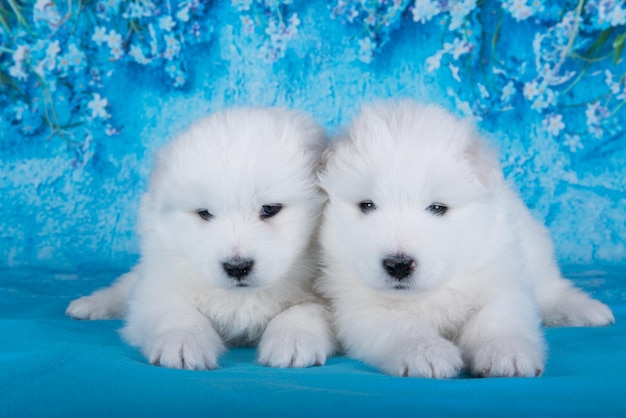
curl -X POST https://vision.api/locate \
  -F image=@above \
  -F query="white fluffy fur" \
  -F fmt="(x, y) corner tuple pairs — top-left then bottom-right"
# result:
(67, 107), (337, 370)
(316, 100), (614, 378)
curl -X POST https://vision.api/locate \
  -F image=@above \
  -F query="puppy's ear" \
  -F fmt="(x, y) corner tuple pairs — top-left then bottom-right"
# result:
(319, 125), (350, 175)
(317, 132), (356, 195)
(146, 151), (169, 195)
(464, 130), (504, 188)
(319, 140), (339, 174)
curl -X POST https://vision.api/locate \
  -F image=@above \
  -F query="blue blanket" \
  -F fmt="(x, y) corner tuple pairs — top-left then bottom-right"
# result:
(1, 266), (624, 417)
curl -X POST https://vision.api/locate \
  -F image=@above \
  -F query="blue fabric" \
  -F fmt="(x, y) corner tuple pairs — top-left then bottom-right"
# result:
(1, 267), (625, 417)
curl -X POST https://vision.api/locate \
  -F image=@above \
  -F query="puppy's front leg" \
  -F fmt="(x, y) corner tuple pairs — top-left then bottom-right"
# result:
(338, 308), (463, 378)
(457, 291), (546, 377)
(122, 284), (226, 370)
(258, 301), (338, 368)
(66, 269), (138, 320)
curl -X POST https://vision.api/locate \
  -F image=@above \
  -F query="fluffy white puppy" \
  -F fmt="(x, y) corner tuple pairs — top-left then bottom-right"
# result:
(67, 107), (337, 370)
(317, 100), (614, 378)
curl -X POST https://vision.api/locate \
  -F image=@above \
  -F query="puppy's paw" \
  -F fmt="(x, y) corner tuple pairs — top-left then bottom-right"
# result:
(66, 294), (123, 320)
(544, 297), (614, 327)
(382, 337), (463, 378)
(565, 298), (614, 327)
(258, 329), (332, 368)
(258, 303), (337, 368)
(541, 285), (615, 327)
(466, 338), (544, 378)
(146, 331), (225, 370)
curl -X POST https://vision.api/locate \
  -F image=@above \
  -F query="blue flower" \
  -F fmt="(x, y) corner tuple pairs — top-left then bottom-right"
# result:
(448, 0), (476, 31)
(446, 37), (471, 60)
(129, 45), (150, 64)
(92, 26), (108, 46)
(172, 70), (186, 87)
(477, 83), (490, 99)
(163, 34), (181, 60)
(449, 63), (461, 82)
(608, 4), (626, 26)
(105, 124), (122, 136)
(43, 40), (61, 71)
(411, 0), (442, 24)
(101, 0), (123, 15)
(594, 0), (626, 28)
(523, 80), (540, 100)
(177, 4), (191, 22)
(364, 13), (377, 26)
(233, 0), (254, 12)
(617, 85), (626, 102)
(87, 93), (110, 120)
(605, 70), (621, 94)
(160, 16), (176, 32)
(123, 1), (152, 19)
(148, 24), (159, 56)
(502, 0), (543, 21)
(585, 102), (610, 138)
(543, 113), (565, 136)
(165, 61), (181, 78)
(56, 53), (71, 74)
(106, 30), (124, 60)
(65, 44), (87, 73)
(33, 0), (62, 28)
(10, 45), (30, 77)
(563, 134), (583, 152)
(500, 81), (516, 103)
(357, 37), (376, 63)
(530, 89), (556, 112)
(426, 49), (445, 71)
(258, 11), (301, 63)
(240, 15), (256, 34)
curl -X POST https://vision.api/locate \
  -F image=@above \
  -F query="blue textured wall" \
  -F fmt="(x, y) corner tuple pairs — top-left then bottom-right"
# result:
(1, 1), (625, 269)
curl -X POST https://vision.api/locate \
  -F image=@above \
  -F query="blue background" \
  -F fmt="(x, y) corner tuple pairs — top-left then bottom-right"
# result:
(1, 1), (625, 269)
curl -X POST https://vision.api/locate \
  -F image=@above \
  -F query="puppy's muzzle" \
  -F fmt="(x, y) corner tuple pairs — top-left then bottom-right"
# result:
(222, 258), (255, 281)
(382, 254), (416, 280)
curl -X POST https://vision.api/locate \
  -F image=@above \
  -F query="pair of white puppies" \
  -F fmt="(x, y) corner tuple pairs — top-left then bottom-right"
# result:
(67, 101), (614, 377)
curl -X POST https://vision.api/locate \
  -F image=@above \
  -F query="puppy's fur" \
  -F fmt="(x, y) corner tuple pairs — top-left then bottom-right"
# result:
(317, 100), (614, 378)
(67, 107), (337, 369)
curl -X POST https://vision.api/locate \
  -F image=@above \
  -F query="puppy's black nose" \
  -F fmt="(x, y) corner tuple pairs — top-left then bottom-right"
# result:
(223, 258), (254, 279)
(382, 255), (416, 280)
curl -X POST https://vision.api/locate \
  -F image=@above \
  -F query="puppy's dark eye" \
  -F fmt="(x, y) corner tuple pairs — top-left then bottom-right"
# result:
(426, 203), (448, 216)
(197, 209), (213, 221)
(260, 204), (283, 219)
(359, 200), (377, 214)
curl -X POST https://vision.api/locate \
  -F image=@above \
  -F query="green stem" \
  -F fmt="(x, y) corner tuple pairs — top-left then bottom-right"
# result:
(560, 66), (588, 96)
(558, 93), (611, 109)
(0, 71), (28, 100)
(572, 51), (616, 63)
(490, 13), (504, 66)
(6, 0), (33, 34)
(608, 101), (625, 118)
(0, 10), (11, 33)
(555, 0), (584, 71)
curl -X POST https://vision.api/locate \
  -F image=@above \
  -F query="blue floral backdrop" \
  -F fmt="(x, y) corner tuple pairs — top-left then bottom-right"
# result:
(1, 0), (625, 269)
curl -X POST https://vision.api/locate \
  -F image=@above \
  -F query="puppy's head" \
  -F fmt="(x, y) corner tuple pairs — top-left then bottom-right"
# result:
(140, 107), (326, 290)
(319, 100), (504, 294)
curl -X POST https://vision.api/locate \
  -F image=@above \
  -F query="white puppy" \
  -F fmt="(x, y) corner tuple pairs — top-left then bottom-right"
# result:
(317, 100), (614, 378)
(67, 107), (337, 370)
